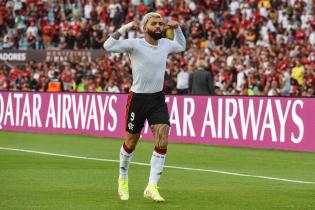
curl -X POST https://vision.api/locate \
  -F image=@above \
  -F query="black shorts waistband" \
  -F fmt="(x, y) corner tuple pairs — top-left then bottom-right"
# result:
(129, 91), (164, 97)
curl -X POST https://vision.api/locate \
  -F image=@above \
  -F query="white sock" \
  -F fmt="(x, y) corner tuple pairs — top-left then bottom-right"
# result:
(119, 145), (133, 179)
(149, 151), (166, 185)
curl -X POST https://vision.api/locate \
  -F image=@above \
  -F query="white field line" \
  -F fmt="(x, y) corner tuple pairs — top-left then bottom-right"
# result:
(0, 147), (314, 185)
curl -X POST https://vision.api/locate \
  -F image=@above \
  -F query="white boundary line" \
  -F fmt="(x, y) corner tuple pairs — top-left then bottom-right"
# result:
(0, 147), (314, 185)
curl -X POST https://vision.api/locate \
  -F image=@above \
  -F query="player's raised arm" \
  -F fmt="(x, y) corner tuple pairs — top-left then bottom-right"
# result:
(103, 21), (139, 53)
(167, 20), (186, 53)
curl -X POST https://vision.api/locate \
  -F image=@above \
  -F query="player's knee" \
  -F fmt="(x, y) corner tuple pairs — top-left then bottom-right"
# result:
(125, 140), (137, 151)
(125, 138), (138, 151)
(125, 132), (140, 150)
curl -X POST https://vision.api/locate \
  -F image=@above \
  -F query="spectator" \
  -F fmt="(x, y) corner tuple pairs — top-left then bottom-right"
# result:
(105, 79), (120, 93)
(2, 33), (14, 49)
(176, 62), (189, 94)
(189, 60), (215, 95)
(46, 71), (63, 92)
(26, 21), (38, 38)
(266, 79), (280, 96)
(27, 32), (36, 49)
(281, 68), (292, 96)
(291, 59), (305, 86)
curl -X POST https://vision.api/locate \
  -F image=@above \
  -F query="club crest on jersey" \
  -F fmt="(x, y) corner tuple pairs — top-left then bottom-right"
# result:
(128, 122), (134, 130)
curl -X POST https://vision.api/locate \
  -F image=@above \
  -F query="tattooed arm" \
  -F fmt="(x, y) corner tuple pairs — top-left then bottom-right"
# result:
(166, 20), (186, 53)
(111, 31), (123, 40)
(103, 21), (139, 53)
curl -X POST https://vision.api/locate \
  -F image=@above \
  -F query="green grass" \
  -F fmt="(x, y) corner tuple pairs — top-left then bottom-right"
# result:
(0, 131), (314, 210)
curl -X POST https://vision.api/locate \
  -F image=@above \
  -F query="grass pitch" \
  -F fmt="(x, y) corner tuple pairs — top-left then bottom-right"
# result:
(0, 131), (314, 210)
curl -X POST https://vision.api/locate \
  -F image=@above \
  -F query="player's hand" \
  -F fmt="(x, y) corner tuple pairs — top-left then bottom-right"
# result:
(118, 21), (139, 35)
(166, 20), (180, 29)
(131, 20), (140, 30)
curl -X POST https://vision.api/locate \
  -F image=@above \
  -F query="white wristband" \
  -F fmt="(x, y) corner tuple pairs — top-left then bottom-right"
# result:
(118, 22), (134, 35)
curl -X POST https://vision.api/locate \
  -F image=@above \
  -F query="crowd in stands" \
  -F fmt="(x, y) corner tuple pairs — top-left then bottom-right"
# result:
(0, 0), (314, 96)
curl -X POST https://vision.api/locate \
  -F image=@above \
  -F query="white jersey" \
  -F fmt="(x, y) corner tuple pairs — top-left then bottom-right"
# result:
(103, 28), (186, 93)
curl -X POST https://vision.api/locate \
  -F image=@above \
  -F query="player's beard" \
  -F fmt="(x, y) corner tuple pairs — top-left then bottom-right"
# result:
(148, 29), (163, 40)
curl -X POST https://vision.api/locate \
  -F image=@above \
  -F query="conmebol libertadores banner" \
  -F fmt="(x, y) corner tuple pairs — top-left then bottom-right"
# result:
(0, 92), (314, 152)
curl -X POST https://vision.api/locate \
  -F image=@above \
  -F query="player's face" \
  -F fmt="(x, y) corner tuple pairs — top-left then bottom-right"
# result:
(145, 17), (165, 40)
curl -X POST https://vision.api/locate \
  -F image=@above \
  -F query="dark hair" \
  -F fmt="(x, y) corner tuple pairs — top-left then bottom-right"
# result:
(53, 71), (59, 77)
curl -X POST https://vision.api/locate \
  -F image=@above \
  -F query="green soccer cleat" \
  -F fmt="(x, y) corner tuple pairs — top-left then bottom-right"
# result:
(118, 177), (129, 200)
(144, 184), (165, 202)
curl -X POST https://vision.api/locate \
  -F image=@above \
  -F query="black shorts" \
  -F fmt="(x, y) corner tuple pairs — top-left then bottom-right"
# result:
(125, 91), (170, 134)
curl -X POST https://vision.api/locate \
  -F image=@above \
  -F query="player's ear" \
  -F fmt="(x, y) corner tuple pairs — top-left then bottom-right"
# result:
(143, 25), (147, 33)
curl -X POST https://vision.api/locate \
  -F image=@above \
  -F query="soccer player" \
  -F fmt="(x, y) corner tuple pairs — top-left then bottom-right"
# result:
(103, 12), (186, 202)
